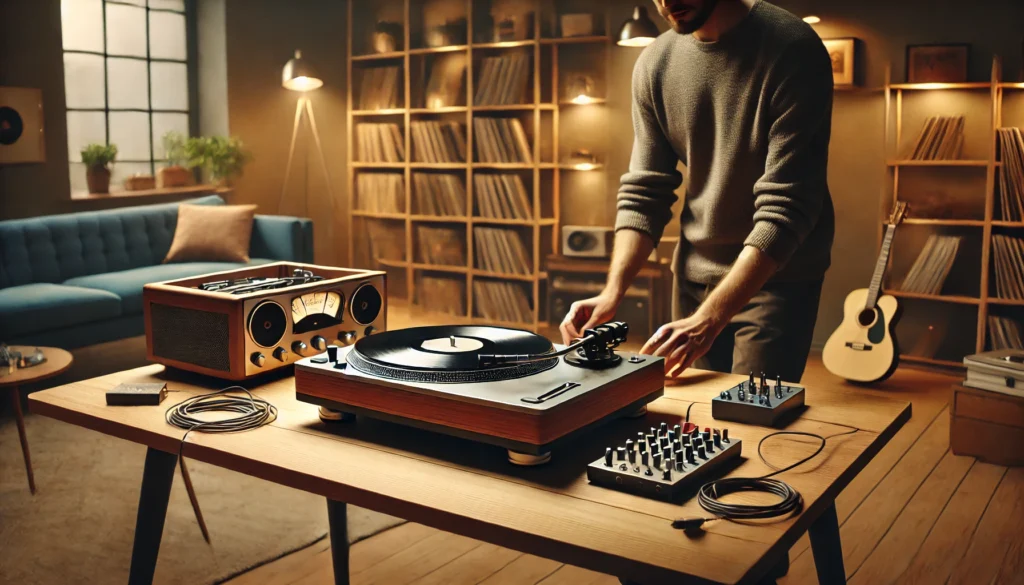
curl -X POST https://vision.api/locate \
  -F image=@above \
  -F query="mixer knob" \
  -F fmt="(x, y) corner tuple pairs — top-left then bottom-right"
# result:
(672, 424), (682, 436)
(722, 428), (730, 443)
(638, 441), (647, 454)
(713, 430), (722, 448)
(250, 352), (266, 367)
(311, 335), (327, 351)
(273, 347), (288, 361)
(698, 446), (707, 460)
(625, 439), (634, 452)
(604, 447), (613, 467)
(659, 422), (668, 435)
(641, 452), (649, 466)
(685, 447), (695, 464)
(674, 450), (684, 466)
(628, 450), (636, 464)
(292, 340), (308, 355)
(662, 467), (672, 481)
(616, 446), (626, 461)
(652, 453), (662, 469)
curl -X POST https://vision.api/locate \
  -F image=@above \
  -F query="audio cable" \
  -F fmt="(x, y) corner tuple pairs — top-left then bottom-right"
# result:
(673, 427), (859, 531)
(165, 386), (278, 542)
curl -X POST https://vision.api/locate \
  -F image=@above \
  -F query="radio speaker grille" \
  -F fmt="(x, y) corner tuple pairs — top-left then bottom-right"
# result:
(150, 303), (230, 372)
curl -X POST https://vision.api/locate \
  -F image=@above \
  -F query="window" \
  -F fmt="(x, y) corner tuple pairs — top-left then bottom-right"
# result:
(61, 0), (193, 192)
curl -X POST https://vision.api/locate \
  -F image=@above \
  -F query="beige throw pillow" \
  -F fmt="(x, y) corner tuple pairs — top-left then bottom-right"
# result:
(164, 204), (257, 263)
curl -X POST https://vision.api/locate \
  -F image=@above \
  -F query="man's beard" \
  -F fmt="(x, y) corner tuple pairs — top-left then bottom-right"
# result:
(670, 0), (719, 34)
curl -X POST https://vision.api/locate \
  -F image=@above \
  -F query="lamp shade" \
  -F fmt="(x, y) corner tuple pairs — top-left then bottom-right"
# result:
(617, 5), (659, 47)
(282, 50), (324, 91)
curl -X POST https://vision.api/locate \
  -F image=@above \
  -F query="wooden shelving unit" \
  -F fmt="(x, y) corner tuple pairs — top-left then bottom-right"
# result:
(882, 57), (1024, 367)
(345, 0), (611, 330)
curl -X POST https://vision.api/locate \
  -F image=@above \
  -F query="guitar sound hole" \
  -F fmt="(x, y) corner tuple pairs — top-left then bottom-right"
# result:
(857, 308), (876, 327)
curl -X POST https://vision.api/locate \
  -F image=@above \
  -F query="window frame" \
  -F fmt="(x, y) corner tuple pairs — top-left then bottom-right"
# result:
(62, 0), (199, 177)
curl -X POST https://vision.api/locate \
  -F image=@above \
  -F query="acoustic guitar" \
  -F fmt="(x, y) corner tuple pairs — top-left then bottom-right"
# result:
(823, 202), (907, 383)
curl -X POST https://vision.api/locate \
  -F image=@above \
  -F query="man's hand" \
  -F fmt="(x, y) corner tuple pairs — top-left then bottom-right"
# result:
(559, 293), (621, 345)
(640, 308), (727, 376)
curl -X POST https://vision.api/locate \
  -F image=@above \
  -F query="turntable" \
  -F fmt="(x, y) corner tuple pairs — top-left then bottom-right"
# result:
(294, 322), (665, 464)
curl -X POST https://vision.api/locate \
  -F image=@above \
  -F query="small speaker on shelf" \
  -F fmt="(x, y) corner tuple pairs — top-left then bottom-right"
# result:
(562, 225), (613, 258)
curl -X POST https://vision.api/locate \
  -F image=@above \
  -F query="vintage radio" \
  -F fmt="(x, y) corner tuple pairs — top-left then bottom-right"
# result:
(143, 262), (386, 380)
(561, 225), (613, 258)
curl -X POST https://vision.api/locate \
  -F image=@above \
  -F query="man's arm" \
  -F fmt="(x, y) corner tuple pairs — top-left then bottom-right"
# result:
(559, 52), (683, 344)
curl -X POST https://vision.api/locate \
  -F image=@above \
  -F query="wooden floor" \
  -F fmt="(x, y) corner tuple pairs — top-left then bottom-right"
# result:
(223, 333), (1022, 585)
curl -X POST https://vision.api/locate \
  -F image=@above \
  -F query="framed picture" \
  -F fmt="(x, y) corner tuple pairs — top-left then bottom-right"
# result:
(0, 87), (45, 164)
(906, 44), (970, 83)
(822, 38), (858, 87)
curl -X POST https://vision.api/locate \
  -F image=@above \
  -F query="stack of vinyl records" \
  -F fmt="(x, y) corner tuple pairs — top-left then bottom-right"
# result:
(473, 53), (530, 106)
(899, 234), (962, 294)
(473, 117), (532, 163)
(992, 234), (1024, 299)
(473, 174), (531, 219)
(906, 115), (965, 160)
(413, 173), (466, 216)
(987, 316), (1024, 350)
(424, 54), (466, 109)
(357, 123), (404, 162)
(416, 275), (466, 317)
(416, 225), (465, 266)
(358, 66), (401, 110)
(355, 173), (403, 213)
(474, 227), (531, 275)
(365, 220), (405, 262)
(997, 127), (1024, 221)
(473, 280), (532, 324)
(410, 121), (466, 162)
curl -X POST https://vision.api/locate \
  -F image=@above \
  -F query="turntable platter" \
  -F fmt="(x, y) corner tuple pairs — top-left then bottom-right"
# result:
(348, 325), (557, 383)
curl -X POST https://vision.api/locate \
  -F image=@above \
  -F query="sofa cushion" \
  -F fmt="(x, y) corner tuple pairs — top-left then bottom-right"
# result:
(64, 259), (274, 314)
(0, 195), (225, 288)
(0, 283), (123, 339)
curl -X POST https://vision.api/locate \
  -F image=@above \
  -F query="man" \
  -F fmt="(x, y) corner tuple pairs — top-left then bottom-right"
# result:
(559, 0), (834, 382)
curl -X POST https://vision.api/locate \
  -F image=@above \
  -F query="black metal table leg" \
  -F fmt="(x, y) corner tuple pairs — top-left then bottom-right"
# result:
(128, 448), (178, 585)
(327, 498), (349, 585)
(808, 503), (846, 585)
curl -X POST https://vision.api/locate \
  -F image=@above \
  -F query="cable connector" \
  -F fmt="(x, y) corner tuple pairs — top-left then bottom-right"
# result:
(671, 517), (711, 531)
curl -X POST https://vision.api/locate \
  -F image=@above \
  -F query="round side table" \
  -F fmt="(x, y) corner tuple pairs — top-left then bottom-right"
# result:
(1, 346), (74, 494)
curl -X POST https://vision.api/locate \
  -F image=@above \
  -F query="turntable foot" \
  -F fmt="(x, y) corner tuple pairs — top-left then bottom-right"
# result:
(318, 406), (355, 423)
(507, 450), (552, 466)
(623, 405), (648, 419)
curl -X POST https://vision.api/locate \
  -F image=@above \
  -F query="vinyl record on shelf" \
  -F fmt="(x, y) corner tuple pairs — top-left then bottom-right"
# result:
(0, 87), (44, 164)
(0, 106), (24, 145)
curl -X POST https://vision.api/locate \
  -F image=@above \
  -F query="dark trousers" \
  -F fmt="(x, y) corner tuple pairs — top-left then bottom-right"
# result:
(673, 279), (823, 383)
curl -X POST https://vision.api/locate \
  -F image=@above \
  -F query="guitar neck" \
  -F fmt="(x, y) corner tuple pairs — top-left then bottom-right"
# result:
(865, 225), (896, 309)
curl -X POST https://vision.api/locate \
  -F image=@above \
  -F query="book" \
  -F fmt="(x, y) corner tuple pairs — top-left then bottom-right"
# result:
(473, 117), (532, 163)
(907, 115), (965, 160)
(992, 234), (1024, 300)
(410, 121), (466, 163)
(355, 173), (404, 213)
(356, 123), (405, 163)
(413, 172), (465, 216)
(473, 280), (532, 324)
(473, 227), (531, 275)
(473, 53), (530, 106)
(357, 66), (400, 110)
(899, 234), (961, 294)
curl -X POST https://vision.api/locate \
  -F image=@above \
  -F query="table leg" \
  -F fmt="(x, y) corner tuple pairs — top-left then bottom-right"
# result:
(128, 447), (177, 585)
(327, 498), (349, 585)
(10, 387), (36, 494)
(808, 503), (846, 585)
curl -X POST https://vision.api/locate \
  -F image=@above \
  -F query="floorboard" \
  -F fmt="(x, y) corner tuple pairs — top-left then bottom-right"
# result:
(947, 467), (1024, 585)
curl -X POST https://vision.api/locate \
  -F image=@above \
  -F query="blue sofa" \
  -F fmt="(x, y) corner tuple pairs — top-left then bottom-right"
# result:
(0, 195), (313, 349)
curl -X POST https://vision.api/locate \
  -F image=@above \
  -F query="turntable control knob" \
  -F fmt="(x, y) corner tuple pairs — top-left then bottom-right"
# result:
(339, 331), (356, 345)
(273, 347), (288, 361)
(250, 352), (266, 367)
(311, 335), (327, 351)
(604, 447), (613, 467)
(292, 341), (308, 355)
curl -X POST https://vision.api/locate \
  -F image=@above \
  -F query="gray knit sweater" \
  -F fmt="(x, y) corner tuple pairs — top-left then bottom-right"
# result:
(615, 1), (835, 284)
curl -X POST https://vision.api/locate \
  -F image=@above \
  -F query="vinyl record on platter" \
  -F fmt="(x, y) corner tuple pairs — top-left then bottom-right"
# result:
(348, 325), (557, 383)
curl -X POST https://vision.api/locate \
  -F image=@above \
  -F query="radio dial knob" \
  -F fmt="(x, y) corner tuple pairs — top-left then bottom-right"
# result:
(273, 347), (288, 361)
(338, 331), (356, 345)
(250, 352), (266, 367)
(292, 341), (308, 355)
(311, 335), (327, 351)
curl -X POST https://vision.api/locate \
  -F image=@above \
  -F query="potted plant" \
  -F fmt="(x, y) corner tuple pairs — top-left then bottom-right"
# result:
(81, 143), (118, 194)
(185, 135), (252, 186)
(158, 131), (193, 188)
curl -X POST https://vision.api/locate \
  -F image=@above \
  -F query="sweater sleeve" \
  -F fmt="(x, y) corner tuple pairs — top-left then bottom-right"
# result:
(744, 38), (834, 266)
(614, 54), (683, 245)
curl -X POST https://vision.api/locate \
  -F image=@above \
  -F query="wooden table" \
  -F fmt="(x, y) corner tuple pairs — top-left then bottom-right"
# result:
(2, 346), (73, 494)
(28, 365), (910, 585)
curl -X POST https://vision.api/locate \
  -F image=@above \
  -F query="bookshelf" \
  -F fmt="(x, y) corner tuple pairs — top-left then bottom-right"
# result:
(882, 57), (1024, 367)
(346, 0), (612, 330)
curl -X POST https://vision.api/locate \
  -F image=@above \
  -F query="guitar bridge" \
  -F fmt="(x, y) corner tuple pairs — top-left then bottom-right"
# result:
(844, 342), (873, 351)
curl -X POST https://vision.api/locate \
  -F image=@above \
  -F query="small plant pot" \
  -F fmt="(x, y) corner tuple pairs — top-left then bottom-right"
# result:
(157, 165), (192, 188)
(86, 166), (111, 194)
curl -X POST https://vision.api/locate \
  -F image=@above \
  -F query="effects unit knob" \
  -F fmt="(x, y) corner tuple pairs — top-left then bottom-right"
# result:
(273, 347), (288, 361)
(604, 447), (613, 467)
(250, 352), (266, 367)
(292, 340), (308, 355)
(311, 335), (327, 351)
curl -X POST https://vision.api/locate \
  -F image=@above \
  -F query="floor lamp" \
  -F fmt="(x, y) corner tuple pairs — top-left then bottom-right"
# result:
(277, 50), (336, 259)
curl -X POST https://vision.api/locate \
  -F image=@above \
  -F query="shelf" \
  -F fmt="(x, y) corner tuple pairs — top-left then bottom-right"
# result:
(410, 106), (467, 114)
(900, 354), (964, 369)
(375, 258), (409, 269)
(472, 163), (534, 169)
(352, 211), (406, 219)
(885, 290), (981, 305)
(473, 269), (545, 282)
(999, 82), (1024, 89)
(472, 39), (536, 49)
(539, 36), (611, 45)
(70, 184), (229, 202)
(987, 297), (1024, 306)
(887, 160), (992, 167)
(408, 45), (468, 55)
(472, 217), (556, 226)
(898, 218), (986, 227)
(411, 263), (469, 274)
(352, 108), (405, 116)
(410, 214), (468, 223)
(472, 104), (555, 111)
(352, 162), (405, 169)
(352, 51), (405, 61)
(557, 163), (605, 171)
(888, 82), (992, 91)
(991, 221), (1024, 227)
(558, 98), (607, 106)
(470, 317), (537, 329)
(409, 162), (467, 169)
